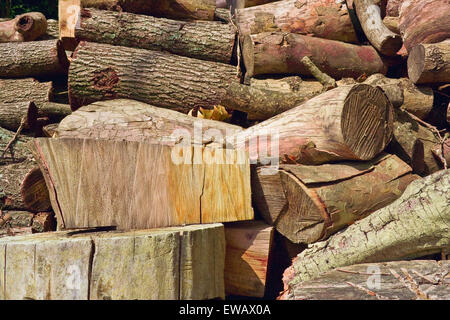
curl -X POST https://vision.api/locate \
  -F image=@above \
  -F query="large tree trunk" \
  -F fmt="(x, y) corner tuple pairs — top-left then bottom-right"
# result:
(407, 40), (450, 84)
(0, 40), (69, 78)
(388, 109), (442, 175)
(0, 224), (225, 300)
(235, 0), (358, 43)
(354, 0), (402, 56)
(398, 0), (450, 52)
(31, 138), (253, 230)
(242, 32), (388, 79)
(0, 78), (53, 107)
(220, 82), (322, 121)
(54, 99), (242, 147)
(0, 12), (47, 42)
(224, 220), (274, 298)
(231, 84), (394, 165)
(281, 260), (450, 300)
(75, 8), (237, 64)
(252, 154), (418, 244)
(282, 169), (450, 290)
(68, 41), (240, 112)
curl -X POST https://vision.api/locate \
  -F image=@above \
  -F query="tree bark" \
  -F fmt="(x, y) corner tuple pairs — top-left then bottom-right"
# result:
(0, 12), (47, 43)
(407, 40), (450, 84)
(281, 260), (450, 300)
(235, 0), (358, 43)
(386, 0), (404, 16)
(75, 8), (236, 64)
(20, 166), (51, 212)
(0, 78), (53, 107)
(0, 211), (55, 233)
(253, 154), (418, 244)
(249, 76), (321, 94)
(54, 99), (242, 146)
(399, 0), (450, 52)
(387, 108), (442, 175)
(242, 32), (388, 80)
(0, 159), (37, 210)
(214, 7), (232, 23)
(231, 84), (394, 165)
(282, 169), (450, 289)
(354, 0), (402, 56)
(27, 102), (72, 133)
(0, 127), (33, 164)
(220, 82), (322, 121)
(68, 41), (240, 112)
(383, 16), (399, 34)
(432, 138), (450, 169)
(0, 40), (69, 78)
(362, 74), (403, 108)
(0, 101), (36, 131)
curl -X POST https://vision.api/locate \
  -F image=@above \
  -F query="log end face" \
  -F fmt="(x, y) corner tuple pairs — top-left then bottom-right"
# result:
(20, 166), (51, 212)
(342, 84), (394, 161)
(380, 34), (403, 56)
(407, 44), (425, 84)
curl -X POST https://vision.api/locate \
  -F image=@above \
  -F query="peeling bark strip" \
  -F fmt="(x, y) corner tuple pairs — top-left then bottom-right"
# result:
(232, 84), (394, 165)
(281, 260), (450, 300)
(235, 0), (358, 43)
(407, 40), (450, 84)
(68, 41), (240, 111)
(54, 99), (242, 146)
(0, 12), (47, 43)
(75, 8), (236, 64)
(242, 32), (387, 79)
(354, 0), (402, 56)
(30, 138), (253, 230)
(0, 224), (225, 300)
(253, 154), (418, 244)
(399, 0), (450, 52)
(282, 169), (450, 289)
(0, 40), (69, 78)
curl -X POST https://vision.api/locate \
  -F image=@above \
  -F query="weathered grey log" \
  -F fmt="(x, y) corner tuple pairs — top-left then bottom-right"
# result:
(75, 8), (237, 64)
(282, 169), (450, 289)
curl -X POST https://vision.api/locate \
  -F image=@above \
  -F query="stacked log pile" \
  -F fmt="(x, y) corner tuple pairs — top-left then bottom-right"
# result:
(0, 0), (448, 300)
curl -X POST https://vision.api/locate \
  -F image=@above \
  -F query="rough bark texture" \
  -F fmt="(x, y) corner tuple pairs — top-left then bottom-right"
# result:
(399, 0), (450, 52)
(407, 40), (450, 84)
(20, 166), (51, 213)
(68, 41), (240, 112)
(363, 74), (403, 108)
(0, 159), (37, 211)
(220, 82), (322, 121)
(31, 138), (253, 230)
(243, 32), (388, 80)
(235, 0), (358, 43)
(282, 169), (450, 290)
(27, 102), (72, 133)
(0, 211), (56, 233)
(54, 99), (242, 147)
(0, 40), (69, 78)
(0, 12), (47, 43)
(386, 0), (404, 16)
(354, 0), (402, 55)
(388, 108), (442, 175)
(432, 138), (450, 169)
(0, 78), (53, 108)
(214, 7), (232, 23)
(0, 127), (33, 164)
(38, 19), (59, 40)
(252, 154), (418, 244)
(249, 76), (321, 94)
(0, 101), (35, 131)
(0, 224), (225, 300)
(231, 84), (394, 165)
(281, 260), (450, 300)
(76, 8), (236, 64)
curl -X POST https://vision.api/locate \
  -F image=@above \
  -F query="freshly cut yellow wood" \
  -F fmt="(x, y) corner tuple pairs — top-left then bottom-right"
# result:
(0, 224), (225, 300)
(224, 220), (274, 298)
(31, 138), (253, 230)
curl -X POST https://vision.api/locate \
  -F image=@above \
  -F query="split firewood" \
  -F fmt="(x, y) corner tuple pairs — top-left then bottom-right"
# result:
(20, 166), (52, 213)
(0, 127), (32, 164)
(281, 260), (450, 300)
(0, 224), (225, 300)
(282, 169), (450, 289)
(388, 108), (442, 175)
(220, 82), (321, 121)
(0, 40), (69, 78)
(224, 220), (274, 298)
(0, 12), (47, 43)
(75, 8), (237, 64)
(300, 56), (337, 91)
(242, 32), (388, 79)
(68, 42), (240, 111)
(354, 0), (402, 56)
(235, 0), (358, 43)
(399, 0), (450, 52)
(0, 78), (53, 108)
(54, 99), (242, 146)
(31, 138), (253, 230)
(407, 40), (450, 84)
(231, 84), (394, 165)
(252, 154), (418, 244)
